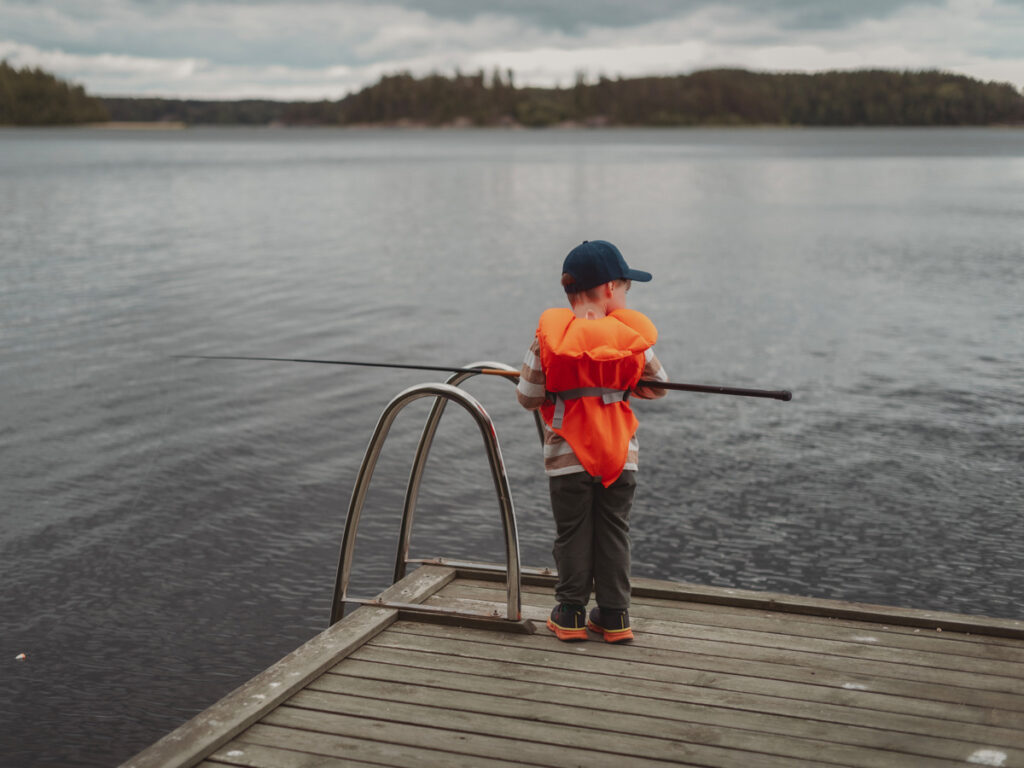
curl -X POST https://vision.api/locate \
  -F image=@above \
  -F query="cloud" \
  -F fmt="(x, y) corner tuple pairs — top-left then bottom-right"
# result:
(342, 0), (951, 35)
(0, 40), (363, 99)
(0, 41), (201, 79)
(1, 0), (1022, 98)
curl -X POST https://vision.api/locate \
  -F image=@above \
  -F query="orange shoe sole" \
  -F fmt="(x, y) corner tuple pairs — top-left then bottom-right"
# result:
(587, 619), (634, 643)
(547, 618), (588, 642)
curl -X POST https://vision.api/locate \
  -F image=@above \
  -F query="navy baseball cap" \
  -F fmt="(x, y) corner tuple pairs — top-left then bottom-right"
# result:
(562, 240), (652, 293)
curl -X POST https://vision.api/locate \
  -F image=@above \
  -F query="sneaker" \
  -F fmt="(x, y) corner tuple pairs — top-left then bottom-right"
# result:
(587, 607), (634, 643)
(546, 603), (588, 641)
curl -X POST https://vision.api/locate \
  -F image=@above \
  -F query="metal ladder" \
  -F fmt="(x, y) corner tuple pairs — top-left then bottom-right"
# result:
(330, 362), (544, 628)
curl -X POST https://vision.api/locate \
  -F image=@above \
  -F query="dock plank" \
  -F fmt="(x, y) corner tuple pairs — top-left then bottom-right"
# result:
(427, 586), (1024, 689)
(310, 668), (1023, 765)
(383, 617), (1024, 706)
(373, 623), (1024, 713)
(456, 581), (1024, 647)
(208, 724), (535, 768)
(270, 695), (834, 768)
(429, 590), (1024, 690)
(200, 740), (383, 767)
(440, 580), (1024, 661)
(576, 619), (1023, 690)
(629, 575), (1024, 639)
(322, 654), (1024, 748)
(124, 567), (1024, 768)
(349, 643), (1022, 731)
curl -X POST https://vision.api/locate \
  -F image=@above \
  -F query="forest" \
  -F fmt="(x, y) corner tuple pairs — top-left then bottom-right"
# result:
(331, 68), (1024, 127)
(0, 61), (109, 124)
(3, 60), (1023, 127)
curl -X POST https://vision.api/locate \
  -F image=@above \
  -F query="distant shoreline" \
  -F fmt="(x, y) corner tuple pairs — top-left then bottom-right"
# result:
(89, 121), (187, 130)
(64, 121), (1022, 131)
(6, 63), (1023, 128)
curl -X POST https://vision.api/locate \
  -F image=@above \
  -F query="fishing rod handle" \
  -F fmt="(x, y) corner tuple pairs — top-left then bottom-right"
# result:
(639, 379), (792, 401)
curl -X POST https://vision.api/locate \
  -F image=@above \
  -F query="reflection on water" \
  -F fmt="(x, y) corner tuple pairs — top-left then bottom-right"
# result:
(1, 127), (1022, 766)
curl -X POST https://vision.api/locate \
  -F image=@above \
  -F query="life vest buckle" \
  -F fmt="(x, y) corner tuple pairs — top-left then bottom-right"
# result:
(549, 386), (630, 429)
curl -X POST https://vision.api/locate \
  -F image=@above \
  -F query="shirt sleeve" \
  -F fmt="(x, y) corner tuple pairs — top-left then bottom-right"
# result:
(516, 338), (547, 410)
(633, 347), (668, 399)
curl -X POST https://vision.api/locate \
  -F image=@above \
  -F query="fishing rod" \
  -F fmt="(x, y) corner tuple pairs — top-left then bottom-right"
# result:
(174, 355), (792, 401)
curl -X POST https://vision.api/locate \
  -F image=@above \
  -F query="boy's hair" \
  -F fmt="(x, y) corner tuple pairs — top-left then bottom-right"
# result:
(562, 273), (629, 305)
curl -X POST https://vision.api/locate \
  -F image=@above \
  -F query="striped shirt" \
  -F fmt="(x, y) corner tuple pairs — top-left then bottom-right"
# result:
(516, 337), (668, 477)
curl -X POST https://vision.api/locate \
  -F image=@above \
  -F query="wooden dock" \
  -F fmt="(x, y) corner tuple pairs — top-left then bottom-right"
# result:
(124, 563), (1024, 768)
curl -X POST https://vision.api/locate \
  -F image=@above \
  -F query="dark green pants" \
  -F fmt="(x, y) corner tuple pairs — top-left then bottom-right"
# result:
(549, 470), (636, 611)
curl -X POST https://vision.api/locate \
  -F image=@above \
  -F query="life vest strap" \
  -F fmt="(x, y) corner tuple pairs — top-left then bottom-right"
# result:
(550, 387), (630, 429)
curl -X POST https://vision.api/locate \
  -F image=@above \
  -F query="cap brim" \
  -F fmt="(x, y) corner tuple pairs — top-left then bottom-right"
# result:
(625, 269), (652, 282)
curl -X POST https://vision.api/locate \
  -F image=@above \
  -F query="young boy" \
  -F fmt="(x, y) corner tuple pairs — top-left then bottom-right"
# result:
(517, 240), (667, 643)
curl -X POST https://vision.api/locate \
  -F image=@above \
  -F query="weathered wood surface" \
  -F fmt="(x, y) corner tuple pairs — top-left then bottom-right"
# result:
(130, 568), (1024, 768)
(627, 575), (1024, 639)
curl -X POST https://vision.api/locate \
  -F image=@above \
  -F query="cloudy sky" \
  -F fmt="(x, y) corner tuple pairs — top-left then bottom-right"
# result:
(2, 0), (1023, 100)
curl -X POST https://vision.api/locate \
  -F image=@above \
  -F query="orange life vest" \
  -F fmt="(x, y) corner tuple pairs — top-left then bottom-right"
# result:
(536, 307), (658, 487)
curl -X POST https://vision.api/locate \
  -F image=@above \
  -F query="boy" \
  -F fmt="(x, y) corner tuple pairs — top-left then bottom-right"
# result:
(517, 240), (667, 643)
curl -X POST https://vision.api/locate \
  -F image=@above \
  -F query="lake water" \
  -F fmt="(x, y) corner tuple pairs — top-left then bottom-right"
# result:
(2, 126), (1022, 766)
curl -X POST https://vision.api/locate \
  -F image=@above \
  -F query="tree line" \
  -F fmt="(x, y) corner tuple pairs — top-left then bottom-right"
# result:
(1, 61), (109, 124)
(337, 68), (1024, 126)
(3, 60), (1023, 127)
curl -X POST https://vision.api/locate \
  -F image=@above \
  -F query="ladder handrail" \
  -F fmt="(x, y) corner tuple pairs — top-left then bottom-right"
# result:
(393, 362), (544, 583)
(331, 382), (521, 624)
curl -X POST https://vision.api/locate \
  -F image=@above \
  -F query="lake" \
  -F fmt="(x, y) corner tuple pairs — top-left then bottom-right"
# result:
(1, 125), (1022, 766)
